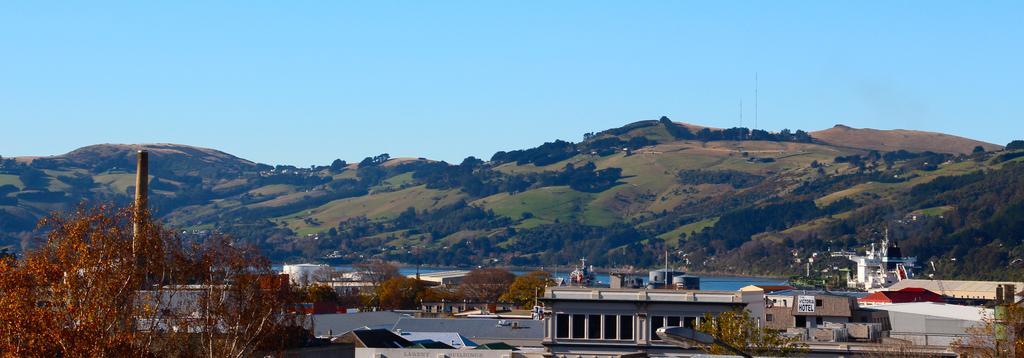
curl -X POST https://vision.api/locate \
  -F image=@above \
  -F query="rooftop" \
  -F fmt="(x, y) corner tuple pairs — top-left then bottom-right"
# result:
(283, 263), (329, 268)
(740, 284), (797, 293)
(395, 331), (477, 348)
(864, 302), (992, 321)
(413, 270), (471, 279)
(767, 289), (869, 299)
(859, 287), (945, 304)
(542, 287), (742, 303)
(311, 311), (408, 337)
(391, 317), (544, 342)
(337, 329), (411, 348)
(883, 279), (1023, 299)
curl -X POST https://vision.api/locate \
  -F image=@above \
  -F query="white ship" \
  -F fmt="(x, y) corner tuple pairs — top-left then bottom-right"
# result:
(847, 231), (916, 290)
(567, 258), (597, 287)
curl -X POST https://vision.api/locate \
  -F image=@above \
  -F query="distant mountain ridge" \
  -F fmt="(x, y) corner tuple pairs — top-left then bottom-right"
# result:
(811, 124), (1001, 155)
(24, 143), (256, 176)
(2, 119), (1022, 282)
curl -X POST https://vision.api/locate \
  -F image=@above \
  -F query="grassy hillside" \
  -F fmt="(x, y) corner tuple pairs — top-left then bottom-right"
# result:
(1, 120), (1020, 281)
(812, 124), (1002, 154)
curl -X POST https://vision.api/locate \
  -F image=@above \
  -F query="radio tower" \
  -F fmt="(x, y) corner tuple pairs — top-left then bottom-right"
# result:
(755, 73), (759, 130)
(739, 99), (743, 128)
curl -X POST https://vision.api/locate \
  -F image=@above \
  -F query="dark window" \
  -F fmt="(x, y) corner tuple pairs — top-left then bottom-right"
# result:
(815, 299), (823, 307)
(556, 314), (569, 338)
(588, 315), (601, 339)
(619, 315), (633, 340)
(766, 314), (774, 322)
(572, 315), (586, 339)
(666, 316), (680, 327)
(603, 315), (617, 340)
(651, 316), (664, 340)
(816, 316), (823, 325)
(683, 316), (697, 329)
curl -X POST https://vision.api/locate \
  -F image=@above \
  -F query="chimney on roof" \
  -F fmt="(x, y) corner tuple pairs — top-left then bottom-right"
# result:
(133, 150), (148, 245)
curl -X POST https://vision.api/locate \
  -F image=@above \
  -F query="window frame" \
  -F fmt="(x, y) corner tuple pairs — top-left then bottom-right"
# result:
(555, 314), (570, 339)
(603, 314), (618, 340)
(619, 315), (634, 341)
(571, 314), (586, 339)
(587, 314), (602, 339)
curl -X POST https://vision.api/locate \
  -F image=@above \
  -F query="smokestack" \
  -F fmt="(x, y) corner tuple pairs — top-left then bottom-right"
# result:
(133, 150), (148, 240)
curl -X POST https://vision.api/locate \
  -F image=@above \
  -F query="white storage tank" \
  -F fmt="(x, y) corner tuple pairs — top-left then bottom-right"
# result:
(282, 263), (330, 286)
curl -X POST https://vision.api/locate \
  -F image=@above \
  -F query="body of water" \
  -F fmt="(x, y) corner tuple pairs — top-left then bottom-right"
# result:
(281, 264), (787, 292)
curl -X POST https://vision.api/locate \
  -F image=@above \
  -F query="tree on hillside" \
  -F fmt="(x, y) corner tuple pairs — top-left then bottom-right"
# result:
(1007, 140), (1024, 151)
(661, 116), (695, 140)
(974, 145), (986, 154)
(0, 205), (304, 356)
(330, 159), (347, 172)
(359, 153), (391, 167)
(696, 310), (806, 356)
(17, 168), (49, 190)
(499, 271), (553, 307)
(459, 268), (515, 303)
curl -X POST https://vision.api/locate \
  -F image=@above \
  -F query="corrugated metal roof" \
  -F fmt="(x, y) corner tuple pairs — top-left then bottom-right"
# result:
(414, 270), (471, 279)
(396, 331), (477, 348)
(884, 279), (1023, 299)
(859, 288), (944, 304)
(865, 302), (992, 321)
(769, 290), (869, 298)
(391, 317), (544, 341)
(312, 311), (408, 336)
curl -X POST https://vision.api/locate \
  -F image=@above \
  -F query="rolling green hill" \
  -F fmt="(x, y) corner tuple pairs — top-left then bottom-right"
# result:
(1, 118), (1021, 281)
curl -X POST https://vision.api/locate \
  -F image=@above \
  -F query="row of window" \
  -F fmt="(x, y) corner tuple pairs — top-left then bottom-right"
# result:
(554, 314), (706, 341)
(554, 314), (634, 340)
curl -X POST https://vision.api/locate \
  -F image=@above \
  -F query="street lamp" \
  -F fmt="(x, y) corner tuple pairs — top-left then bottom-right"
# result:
(656, 326), (752, 358)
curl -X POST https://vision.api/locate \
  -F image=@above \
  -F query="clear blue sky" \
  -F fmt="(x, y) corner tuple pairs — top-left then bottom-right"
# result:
(1, 1), (1020, 166)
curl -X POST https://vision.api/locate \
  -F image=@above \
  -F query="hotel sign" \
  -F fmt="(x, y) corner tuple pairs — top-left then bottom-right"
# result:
(797, 295), (816, 313)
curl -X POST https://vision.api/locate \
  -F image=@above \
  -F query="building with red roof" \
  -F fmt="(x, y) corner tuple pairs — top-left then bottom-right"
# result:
(857, 287), (945, 306)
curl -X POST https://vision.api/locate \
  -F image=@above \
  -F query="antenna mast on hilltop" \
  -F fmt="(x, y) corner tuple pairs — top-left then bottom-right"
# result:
(754, 73), (759, 130)
(739, 99), (743, 128)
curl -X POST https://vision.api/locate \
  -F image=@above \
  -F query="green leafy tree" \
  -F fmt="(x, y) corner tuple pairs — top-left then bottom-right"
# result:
(306, 284), (338, 303)
(330, 159), (347, 172)
(1007, 140), (1024, 151)
(697, 310), (806, 356)
(17, 168), (49, 190)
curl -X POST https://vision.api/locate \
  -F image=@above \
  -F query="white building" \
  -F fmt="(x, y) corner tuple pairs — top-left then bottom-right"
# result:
(283, 263), (331, 286)
(860, 302), (990, 347)
(409, 270), (470, 287)
(539, 287), (765, 356)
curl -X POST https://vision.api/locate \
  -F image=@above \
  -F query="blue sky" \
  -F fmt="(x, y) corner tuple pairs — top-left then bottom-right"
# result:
(1, 1), (1021, 166)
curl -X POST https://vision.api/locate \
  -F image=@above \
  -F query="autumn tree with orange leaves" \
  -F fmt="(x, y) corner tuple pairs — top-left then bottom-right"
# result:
(0, 205), (305, 357)
(459, 268), (515, 303)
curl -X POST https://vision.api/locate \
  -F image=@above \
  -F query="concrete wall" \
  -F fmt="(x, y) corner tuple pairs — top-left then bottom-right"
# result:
(886, 311), (978, 347)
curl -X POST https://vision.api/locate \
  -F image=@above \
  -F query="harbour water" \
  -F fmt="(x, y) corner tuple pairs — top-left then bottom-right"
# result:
(285, 265), (787, 291)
